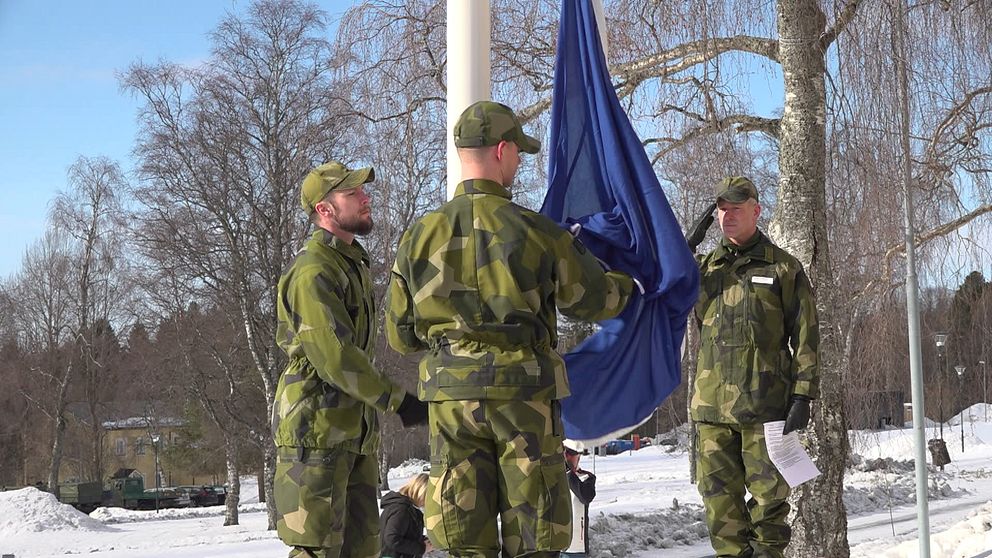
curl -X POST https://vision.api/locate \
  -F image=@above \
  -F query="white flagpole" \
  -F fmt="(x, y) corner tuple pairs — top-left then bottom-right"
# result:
(446, 0), (492, 200)
(591, 0), (609, 62)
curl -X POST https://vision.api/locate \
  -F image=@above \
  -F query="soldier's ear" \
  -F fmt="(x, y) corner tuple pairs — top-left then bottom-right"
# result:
(314, 197), (337, 218)
(495, 140), (514, 162)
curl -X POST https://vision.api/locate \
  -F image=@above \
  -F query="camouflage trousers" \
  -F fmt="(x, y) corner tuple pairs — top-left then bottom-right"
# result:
(696, 422), (791, 558)
(274, 446), (380, 558)
(426, 399), (571, 558)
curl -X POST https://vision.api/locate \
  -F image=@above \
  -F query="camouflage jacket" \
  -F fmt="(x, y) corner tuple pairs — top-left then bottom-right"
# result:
(273, 229), (406, 453)
(386, 179), (633, 402)
(691, 231), (819, 424)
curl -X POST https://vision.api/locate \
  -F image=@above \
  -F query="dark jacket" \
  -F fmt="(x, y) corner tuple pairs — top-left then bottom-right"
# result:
(565, 465), (596, 553)
(379, 491), (426, 558)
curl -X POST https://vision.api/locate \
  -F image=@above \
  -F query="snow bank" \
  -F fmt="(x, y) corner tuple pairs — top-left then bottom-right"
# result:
(874, 501), (992, 558)
(0, 487), (112, 535)
(387, 458), (430, 482)
(91, 502), (267, 524)
(588, 503), (709, 557)
(845, 457), (963, 515)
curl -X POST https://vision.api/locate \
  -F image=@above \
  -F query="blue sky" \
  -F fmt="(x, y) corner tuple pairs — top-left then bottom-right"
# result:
(0, 0), (352, 279)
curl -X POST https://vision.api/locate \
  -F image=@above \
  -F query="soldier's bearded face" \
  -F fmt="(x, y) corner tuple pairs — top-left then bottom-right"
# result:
(327, 187), (374, 236)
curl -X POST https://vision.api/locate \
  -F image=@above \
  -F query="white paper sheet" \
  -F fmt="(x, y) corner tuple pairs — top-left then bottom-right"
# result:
(763, 420), (821, 487)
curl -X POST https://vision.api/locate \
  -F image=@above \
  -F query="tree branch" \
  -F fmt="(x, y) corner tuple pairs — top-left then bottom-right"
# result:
(861, 203), (992, 296)
(646, 113), (781, 162)
(819, 1), (862, 51)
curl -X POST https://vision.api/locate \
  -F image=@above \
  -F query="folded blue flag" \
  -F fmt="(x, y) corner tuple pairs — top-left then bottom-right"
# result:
(542, 0), (700, 444)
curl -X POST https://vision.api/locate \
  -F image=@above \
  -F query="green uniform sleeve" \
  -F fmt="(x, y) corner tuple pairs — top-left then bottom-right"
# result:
(291, 268), (407, 414)
(386, 267), (427, 354)
(553, 231), (634, 322)
(784, 265), (819, 399)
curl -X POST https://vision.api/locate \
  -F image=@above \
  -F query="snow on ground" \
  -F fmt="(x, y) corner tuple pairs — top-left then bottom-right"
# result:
(90, 501), (269, 524)
(0, 487), (112, 535)
(2, 405), (991, 558)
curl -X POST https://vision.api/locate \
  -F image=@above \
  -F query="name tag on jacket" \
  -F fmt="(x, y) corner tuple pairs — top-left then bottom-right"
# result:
(751, 276), (774, 285)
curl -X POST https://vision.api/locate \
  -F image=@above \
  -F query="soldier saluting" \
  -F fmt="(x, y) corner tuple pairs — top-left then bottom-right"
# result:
(686, 176), (820, 558)
(386, 101), (635, 558)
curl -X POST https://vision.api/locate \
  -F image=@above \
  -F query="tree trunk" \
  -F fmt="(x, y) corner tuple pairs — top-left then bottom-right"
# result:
(685, 316), (699, 484)
(224, 439), (240, 527)
(256, 468), (265, 504)
(378, 442), (391, 494)
(91, 419), (103, 482)
(774, 2), (850, 557)
(263, 441), (277, 530)
(47, 372), (70, 496)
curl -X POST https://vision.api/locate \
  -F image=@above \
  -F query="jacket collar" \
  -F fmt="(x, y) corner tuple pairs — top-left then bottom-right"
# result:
(711, 230), (772, 264)
(453, 178), (512, 200)
(311, 228), (370, 266)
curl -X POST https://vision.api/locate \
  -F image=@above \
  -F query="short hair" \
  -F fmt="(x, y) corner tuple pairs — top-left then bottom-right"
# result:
(399, 473), (429, 507)
(456, 144), (499, 163)
(308, 191), (337, 225)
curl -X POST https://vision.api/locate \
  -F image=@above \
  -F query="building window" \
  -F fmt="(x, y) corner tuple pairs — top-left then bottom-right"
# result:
(115, 438), (126, 456)
(136, 438), (146, 455)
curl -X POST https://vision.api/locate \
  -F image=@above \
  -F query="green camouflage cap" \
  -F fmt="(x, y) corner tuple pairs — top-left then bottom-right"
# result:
(715, 176), (759, 203)
(300, 161), (375, 215)
(453, 101), (541, 154)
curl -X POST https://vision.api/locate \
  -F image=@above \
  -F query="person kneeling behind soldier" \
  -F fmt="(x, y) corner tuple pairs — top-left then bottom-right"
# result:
(380, 473), (431, 558)
(562, 442), (596, 558)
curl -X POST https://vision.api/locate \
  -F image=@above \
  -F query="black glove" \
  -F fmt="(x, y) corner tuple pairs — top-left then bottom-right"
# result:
(782, 395), (812, 435)
(397, 393), (428, 427)
(685, 202), (717, 252)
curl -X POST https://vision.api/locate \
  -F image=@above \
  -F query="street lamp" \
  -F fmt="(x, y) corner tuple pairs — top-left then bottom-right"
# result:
(150, 434), (161, 512)
(935, 333), (948, 439)
(955, 365), (965, 453)
(980, 360), (988, 422)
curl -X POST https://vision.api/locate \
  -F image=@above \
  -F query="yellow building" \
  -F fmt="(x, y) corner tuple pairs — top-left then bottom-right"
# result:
(102, 417), (214, 488)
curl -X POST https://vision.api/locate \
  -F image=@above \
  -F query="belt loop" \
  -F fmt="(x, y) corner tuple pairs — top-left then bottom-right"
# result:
(296, 446), (306, 462)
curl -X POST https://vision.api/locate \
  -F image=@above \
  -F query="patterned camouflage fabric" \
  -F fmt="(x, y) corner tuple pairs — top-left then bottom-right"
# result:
(692, 229), (818, 558)
(453, 101), (541, 154)
(425, 399), (571, 557)
(714, 176), (759, 204)
(386, 177), (632, 557)
(696, 423), (791, 558)
(691, 231), (819, 424)
(300, 161), (374, 215)
(386, 178), (633, 402)
(275, 447), (380, 558)
(273, 228), (408, 556)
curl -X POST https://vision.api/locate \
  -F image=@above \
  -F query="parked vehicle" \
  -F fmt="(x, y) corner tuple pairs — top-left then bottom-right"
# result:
(212, 485), (227, 506)
(105, 476), (186, 510)
(176, 485), (221, 507)
(57, 481), (104, 513)
(602, 439), (635, 455)
(56, 474), (186, 512)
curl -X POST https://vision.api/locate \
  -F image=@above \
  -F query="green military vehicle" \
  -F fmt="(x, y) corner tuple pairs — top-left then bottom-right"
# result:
(57, 480), (104, 513)
(57, 471), (186, 512)
(105, 475), (185, 510)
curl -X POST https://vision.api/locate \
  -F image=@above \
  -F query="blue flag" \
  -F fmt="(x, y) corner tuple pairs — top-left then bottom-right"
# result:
(542, 0), (700, 443)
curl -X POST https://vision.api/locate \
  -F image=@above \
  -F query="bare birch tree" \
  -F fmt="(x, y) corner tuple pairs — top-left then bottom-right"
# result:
(122, 0), (346, 527)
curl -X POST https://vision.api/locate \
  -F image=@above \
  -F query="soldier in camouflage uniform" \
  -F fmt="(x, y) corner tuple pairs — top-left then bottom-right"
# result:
(273, 161), (429, 558)
(385, 101), (636, 558)
(688, 176), (819, 558)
